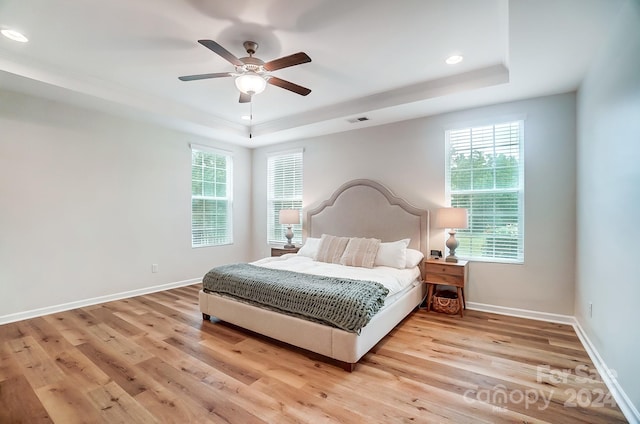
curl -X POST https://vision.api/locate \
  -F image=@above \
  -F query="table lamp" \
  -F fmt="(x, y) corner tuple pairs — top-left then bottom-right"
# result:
(279, 209), (300, 248)
(435, 207), (468, 262)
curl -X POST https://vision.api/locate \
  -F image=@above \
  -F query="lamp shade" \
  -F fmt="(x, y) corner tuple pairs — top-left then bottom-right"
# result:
(435, 207), (468, 229)
(235, 72), (267, 95)
(279, 209), (300, 225)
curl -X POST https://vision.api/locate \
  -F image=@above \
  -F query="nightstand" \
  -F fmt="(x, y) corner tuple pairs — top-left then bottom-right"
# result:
(424, 259), (469, 317)
(270, 246), (300, 257)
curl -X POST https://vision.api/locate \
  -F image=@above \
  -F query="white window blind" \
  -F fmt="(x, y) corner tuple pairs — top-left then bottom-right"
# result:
(445, 121), (524, 262)
(191, 147), (233, 247)
(267, 150), (303, 245)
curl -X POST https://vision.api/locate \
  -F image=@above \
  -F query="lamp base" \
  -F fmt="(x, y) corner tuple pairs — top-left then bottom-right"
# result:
(445, 230), (460, 263)
(284, 226), (295, 249)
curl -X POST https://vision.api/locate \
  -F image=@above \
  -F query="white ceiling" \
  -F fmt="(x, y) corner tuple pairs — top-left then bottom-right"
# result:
(0, 0), (625, 147)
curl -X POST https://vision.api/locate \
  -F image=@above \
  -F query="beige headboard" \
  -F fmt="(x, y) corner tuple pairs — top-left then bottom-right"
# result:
(306, 179), (429, 255)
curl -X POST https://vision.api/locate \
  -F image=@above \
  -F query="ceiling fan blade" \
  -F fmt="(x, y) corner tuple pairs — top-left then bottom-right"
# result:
(264, 52), (311, 71)
(267, 76), (311, 96)
(178, 72), (232, 81)
(239, 93), (252, 103)
(198, 39), (243, 67)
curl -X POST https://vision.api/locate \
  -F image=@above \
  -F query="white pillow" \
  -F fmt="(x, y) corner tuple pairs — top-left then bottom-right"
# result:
(297, 237), (321, 258)
(374, 239), (410, 269)
(405, 248), (424, 268)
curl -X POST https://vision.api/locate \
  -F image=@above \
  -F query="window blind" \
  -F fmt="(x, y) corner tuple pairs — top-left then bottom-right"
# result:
(446, 121), (524, 262)
(191, 147), (233, 247)
(267, 150), (303, 245)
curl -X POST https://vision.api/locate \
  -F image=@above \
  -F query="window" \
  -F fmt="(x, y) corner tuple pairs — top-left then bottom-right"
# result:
(267, 149), (303, 245)
(445, 121), (524, 262)
(191, 145), (233, 247)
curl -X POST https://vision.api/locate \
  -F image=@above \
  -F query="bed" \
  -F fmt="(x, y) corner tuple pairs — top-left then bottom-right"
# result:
(199, 179), (429, 371)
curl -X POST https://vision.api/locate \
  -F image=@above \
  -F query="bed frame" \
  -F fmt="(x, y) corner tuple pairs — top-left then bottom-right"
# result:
(199, 179), (429, 371)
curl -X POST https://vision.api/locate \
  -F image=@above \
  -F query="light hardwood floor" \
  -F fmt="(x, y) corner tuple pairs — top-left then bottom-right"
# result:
(0, 284), (627, 423)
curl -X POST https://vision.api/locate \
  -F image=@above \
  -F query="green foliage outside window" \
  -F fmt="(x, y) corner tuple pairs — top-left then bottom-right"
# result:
(191, 149), (232, 247)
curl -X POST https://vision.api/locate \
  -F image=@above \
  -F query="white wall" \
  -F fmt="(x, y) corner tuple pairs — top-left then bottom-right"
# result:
(252, 92), (577, 315)
(576, 0), (640, 415)
(0, 89), (251, 321)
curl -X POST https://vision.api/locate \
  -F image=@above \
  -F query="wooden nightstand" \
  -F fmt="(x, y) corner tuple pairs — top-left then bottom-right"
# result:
(424, 259), (469, 317)
(270, 246), (300, 257)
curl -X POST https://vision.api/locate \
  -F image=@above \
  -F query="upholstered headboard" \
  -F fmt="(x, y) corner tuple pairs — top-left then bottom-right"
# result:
(306, 179), (429, 255)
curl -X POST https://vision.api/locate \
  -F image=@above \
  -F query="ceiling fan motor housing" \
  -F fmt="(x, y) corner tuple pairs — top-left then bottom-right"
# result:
(243, 41), (259, 56)
(237, 56), (266, 74)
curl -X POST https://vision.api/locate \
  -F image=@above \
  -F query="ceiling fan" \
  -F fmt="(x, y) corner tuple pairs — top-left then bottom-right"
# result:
(179, 40), (312, 103)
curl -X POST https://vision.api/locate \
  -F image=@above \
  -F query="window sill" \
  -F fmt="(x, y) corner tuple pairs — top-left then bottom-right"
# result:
(461, 257), (524, 265)
(192, 241), (234, 249)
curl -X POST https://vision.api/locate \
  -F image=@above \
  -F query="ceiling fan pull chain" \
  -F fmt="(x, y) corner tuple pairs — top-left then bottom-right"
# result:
(249, 101), (253, 139)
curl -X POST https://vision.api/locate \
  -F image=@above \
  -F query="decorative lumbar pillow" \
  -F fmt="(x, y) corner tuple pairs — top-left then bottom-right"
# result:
(340, 237), (381, 268)
(374, 239), (410, 269)
(405, 248), (424, 268)
(315, 234), (350, 264)
(297, 237), (321, 258)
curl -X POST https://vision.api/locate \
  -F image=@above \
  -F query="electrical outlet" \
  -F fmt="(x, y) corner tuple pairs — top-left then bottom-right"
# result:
(152, 264), (158, 273)
(588, 302), (593, 318)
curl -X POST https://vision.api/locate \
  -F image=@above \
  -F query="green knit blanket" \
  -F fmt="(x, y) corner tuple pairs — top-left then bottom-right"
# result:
(203, 263), (389, 333)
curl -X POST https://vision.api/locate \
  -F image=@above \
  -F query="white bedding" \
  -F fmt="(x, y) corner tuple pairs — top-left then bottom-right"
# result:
(251, 254), (421, 299)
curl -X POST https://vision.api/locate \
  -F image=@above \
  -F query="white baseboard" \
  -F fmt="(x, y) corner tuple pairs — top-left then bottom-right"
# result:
(0, 278), (201, 325)
(467, 301), (639, 423)
(573, 319), (640, 423)
(466, 301), (575, 324)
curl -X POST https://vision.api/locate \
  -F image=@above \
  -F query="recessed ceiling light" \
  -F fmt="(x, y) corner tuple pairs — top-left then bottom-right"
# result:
(241, 115), (251, 120)
(1, 29), (29, 43)
(445, 55), (463, 65)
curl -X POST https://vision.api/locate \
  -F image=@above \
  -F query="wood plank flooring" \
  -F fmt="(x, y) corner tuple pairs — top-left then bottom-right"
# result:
(0, 284), (627, 423)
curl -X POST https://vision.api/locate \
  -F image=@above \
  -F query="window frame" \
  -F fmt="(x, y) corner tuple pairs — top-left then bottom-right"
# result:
(190, 144), (233, 248)
(445, 120), (525, 264)
(266, 149), (303, 246)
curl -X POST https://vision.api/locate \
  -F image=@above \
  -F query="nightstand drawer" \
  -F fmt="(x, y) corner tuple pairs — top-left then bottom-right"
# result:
(271, 247), (300, 257)
(425, 272), (463, 286)
(425, 262), (465, 277)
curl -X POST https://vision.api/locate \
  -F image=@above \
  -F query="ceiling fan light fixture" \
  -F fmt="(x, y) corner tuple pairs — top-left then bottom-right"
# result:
(235, 73), (266, 95)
